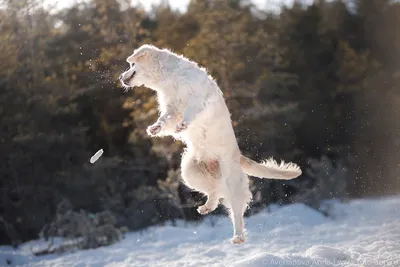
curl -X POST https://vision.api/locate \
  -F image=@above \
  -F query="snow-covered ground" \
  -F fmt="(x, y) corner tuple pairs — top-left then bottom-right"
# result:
(1, 195), (399, 267)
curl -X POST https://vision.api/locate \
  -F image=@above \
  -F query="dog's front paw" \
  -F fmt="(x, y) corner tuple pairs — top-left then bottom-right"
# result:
(175, 121), (188, 133)
(146, 123), (162, 136)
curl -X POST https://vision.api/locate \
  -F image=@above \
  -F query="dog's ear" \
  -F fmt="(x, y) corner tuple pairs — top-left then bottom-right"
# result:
(126, 47), (150, 63)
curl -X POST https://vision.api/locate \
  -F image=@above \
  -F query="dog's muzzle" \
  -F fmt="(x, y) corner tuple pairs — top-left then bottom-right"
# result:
(119, 70), (136, 85)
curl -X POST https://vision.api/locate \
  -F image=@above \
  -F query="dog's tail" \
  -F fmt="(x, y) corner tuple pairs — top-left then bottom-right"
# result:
(240, 155), (301, 180)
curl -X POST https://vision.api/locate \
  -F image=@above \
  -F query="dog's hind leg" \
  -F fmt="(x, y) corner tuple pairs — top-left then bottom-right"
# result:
(197, 193), (219, 215)
(181, 151), (221, 214)
(221, 164), (252, 244)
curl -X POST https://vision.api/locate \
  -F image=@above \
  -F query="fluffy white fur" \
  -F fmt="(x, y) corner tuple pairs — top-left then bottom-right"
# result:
(119, 44), (302, 244)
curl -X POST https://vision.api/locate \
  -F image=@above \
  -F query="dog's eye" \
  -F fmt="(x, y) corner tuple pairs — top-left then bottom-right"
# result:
(130, 63), (135, 68)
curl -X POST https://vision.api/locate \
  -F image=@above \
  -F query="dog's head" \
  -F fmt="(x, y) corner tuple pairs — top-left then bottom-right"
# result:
(118, 44), (164, 91)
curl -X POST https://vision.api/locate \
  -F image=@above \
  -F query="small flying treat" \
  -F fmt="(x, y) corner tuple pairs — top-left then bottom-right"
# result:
(90, 149), (103, 164)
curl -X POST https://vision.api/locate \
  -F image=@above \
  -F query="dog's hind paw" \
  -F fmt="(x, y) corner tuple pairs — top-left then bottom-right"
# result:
(197, 205), (213, 215)
(231, 234), (245, 244)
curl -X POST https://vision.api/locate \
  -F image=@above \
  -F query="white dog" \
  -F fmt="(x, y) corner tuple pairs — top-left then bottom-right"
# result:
(119, 44), (302, 244)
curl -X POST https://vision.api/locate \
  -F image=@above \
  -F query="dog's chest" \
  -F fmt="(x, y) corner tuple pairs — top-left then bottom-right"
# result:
(158, 91), (187, 114)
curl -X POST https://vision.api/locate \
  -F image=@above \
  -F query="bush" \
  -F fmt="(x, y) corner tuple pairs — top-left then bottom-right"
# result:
(36, 199), (124, 255)
(289, 155), (349, 216)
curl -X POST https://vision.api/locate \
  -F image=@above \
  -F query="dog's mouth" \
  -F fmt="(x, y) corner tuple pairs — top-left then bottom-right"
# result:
(119, 70), (136, 90)
(123, 70), (136, 84)
(128, 70), (136, 80)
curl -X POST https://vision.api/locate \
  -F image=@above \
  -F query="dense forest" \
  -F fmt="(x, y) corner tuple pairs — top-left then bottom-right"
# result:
(1, 0), (399, 249)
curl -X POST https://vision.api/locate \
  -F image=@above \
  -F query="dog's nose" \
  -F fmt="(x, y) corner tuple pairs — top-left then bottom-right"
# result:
(118, 74), (123, 80)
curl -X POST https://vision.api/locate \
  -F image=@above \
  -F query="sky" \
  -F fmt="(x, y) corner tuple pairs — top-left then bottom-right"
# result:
(44, 0), (303, 13)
